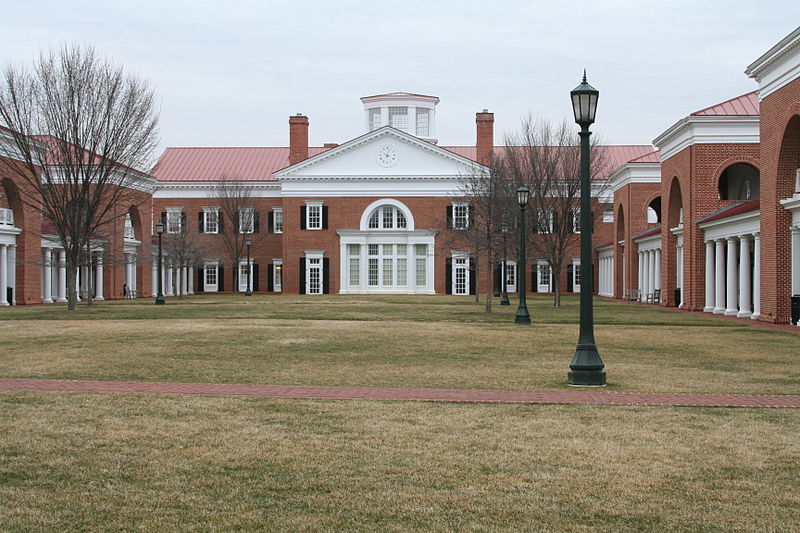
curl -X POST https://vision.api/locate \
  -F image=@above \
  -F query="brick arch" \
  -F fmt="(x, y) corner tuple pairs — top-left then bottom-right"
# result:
(615, 203), (625, 242)
(776, 114), (800, 198)
(644, 194), (662, 224)
(0, 177), (25, 228)
(127, 205), (144, 241)
(711, 157), (761, 201)
(666, 177), (683, 228)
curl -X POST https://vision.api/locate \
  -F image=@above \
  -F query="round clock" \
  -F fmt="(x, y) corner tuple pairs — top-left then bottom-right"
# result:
(376, 144), (398, 167)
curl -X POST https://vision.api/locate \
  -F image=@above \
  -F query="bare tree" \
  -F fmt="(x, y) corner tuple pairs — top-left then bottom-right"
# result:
(450, 165), (514, 313)
(161, 230), (204, 299)
(495, 116), (609, 307)
(212, 177), (264, 293)
(0, 44), (159, 310)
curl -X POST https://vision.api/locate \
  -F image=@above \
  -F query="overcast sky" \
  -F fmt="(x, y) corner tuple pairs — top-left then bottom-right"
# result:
(2, 1), (799, 156)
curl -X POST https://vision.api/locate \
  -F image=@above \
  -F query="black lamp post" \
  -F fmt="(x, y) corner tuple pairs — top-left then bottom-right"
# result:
(245, 237), (252, 296)
(500, 223), (510, 306)
(568, 71), (606, 386)
(155, 222), (165, 305)
(514, 187), (531, 325)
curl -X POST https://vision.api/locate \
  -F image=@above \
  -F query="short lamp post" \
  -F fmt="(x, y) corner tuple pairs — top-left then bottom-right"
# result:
(245, 237), (253, 296)
(514, 187), (531, 325)
(568, 71), (606, 386)
(155, 222), (166, 306)
(500, 223), (510, 306)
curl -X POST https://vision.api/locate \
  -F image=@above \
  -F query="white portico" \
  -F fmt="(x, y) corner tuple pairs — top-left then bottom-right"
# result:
(0, 208), (21, 305)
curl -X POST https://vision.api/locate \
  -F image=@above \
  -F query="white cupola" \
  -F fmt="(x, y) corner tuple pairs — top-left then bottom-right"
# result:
(360, 92), (440, 143)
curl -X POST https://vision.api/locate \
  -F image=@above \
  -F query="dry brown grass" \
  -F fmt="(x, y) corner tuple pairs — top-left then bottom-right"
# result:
(1, 392), (798, 532)
(1, 317), (798, 394)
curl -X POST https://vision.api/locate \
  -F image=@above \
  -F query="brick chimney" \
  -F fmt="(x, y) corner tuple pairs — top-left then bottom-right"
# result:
(289, 114), (309, 165)
(476, 109), (494, 167)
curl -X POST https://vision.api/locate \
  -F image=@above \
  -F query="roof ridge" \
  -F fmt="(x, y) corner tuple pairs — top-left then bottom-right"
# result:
(690, 91), (759, 116)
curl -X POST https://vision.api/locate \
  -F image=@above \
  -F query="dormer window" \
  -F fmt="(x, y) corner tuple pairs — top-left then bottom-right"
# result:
(389, 107), (408, 130)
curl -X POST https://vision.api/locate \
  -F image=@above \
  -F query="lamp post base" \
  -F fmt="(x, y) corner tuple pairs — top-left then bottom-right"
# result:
(500, 293), (510, 306)
(514, 307), (531, 325)
(568, 344), (606, 386)
(155, 297), (166, 306)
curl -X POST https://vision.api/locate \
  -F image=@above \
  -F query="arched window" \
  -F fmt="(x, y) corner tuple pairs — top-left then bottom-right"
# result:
(367, 205), (408, 230)
(719, 163), (760, 200)
(646, 197), (661, 224)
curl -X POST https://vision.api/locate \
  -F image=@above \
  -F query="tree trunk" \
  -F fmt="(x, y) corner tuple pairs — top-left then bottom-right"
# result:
(66, 262), (78, 311)
(484, 256), (493, 314)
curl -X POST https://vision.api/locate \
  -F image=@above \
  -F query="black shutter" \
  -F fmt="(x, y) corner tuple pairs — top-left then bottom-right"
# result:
(233, 212), (240, 234)
(253, 211), (260, 233)
(469, 258), (476, 295)
(299, 258), (306, 294)
(180, 212), (187, 233)
(322, 258), (330, 294)
(197, 267), (204, 292)
(218, 212), (224, 233)
(552, 210), (560, 235)
(468, 206), (475, 228)
(445, 258), (452, 294)
(234, 263), (239, 293)
(160, 212), (166, 226)
(218, 265), (224, 292)
(322, 206), (328, 229)
(494, 263), (501, 296)
(300, 206), (307, 230)
(268, 211), (275, 233)
(267, 264), (274, 292)
(446, 205), (453, 229)
(532, 264), (538, 293)
(253, 264), (259, 292)
(198, 212), (204, 233)
(567, 264), (574, 293)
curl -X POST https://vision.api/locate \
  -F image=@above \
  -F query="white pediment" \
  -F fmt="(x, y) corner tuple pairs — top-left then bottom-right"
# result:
(275, 127), (482, 181)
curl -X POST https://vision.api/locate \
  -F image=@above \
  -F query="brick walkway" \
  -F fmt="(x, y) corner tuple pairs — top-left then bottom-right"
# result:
(1, 378), (798, 408)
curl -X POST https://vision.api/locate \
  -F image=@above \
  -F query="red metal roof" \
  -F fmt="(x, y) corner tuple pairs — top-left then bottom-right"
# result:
(690, 91), (759, 117)
(152, 144), (654, 182)
(697, 200), (760, 224)
(152, 146), (331, 181)
(632, 224), (662, 240)
(627, 150), (660, 164)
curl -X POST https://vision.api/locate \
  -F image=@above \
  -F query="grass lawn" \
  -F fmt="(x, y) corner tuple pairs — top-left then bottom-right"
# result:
(1, 294), (799, 531)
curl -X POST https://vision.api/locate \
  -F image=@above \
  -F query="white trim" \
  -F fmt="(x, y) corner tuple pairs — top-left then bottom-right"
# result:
(652, 116), (760, 162)
(359, 199), (416, 231)
(699, 209), (761, 241)
(746, 26), (800, 99)
(607, 162), (662, 193)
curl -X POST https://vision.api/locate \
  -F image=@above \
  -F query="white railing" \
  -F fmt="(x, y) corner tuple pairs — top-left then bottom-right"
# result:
(0, 208), (13, 226)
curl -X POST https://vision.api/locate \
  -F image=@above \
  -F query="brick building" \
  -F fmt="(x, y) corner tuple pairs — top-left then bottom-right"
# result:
(600, 26), (800, 326)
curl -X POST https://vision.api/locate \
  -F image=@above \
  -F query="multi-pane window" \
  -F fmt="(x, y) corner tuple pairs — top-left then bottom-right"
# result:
(453, 256), (468, 295)
(348, 244), (360, 286)
(204, 262), (218, 291)
(204, 207), (219, 234)
(396, 244), (407, 286)
(364, 243), (409, 287)
(307, 204), (322, 230)
(368, 244), (379, 286)
(537, 208), (554, 234)
(539, 263), (551, 285)
(453, 203), (470, 229)
(602, 208), (614, 223)
(166, 207), (183, 234)
(505, 262), (516, 287)
(273, 208), (283, 233)
(415, 244), (427, 286)
(389, 107), (408, 130)
(382, 245), (393, 286)
(369, 108), (382, 131)
(573, 261), (582, 288)
(416, 108), (430, 137)
(239, 207), (255, 233)
(307, 257), (321, 294)
(572, 208), (581, 233)
(273, 261), (283, 292)
(368, 206), (407, 229)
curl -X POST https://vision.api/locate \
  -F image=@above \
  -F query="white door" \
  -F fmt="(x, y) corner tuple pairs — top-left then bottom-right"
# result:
(572, 260), (581, 293)
(452, 256), (469, 295)
(239, 260), (253, 292)
(537, 262), (552, 293)
(204, 263), (218, 292)
(504, 261), (517, 293)
(307, 257), (322, 294)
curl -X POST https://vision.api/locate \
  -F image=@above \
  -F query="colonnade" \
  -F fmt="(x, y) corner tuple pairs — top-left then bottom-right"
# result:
(704, 233), (760, 319)
(597, 253), (614, 297)
(0, 243), (16, 306)
(151, 258), (194, 297)
(39, 247), (108, 303)
(637, 247), (661, 302)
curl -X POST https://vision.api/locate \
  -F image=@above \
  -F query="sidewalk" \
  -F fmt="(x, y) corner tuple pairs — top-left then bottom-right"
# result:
(1, 378), (798, 408)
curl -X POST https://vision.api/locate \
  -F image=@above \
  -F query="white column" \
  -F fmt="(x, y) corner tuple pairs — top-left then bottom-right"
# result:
(677, 244), (685, 308)
(131, 256), (137, 295)
(714, 239), (725, 314)
(704, 241), (714, 312)
(792, 226), (800, 296)
(81, 264), (89, 300)
(654, 248), (661, 292)
(165, 262), (173, 296)
(125, 254), (132, 296)
(738, 235), (752, 318)
(95, 253), (104, 300)
(0, 244), (8, 306)
(57, 250), (67, 302)
(752, 233), (761, 320)
(152, 260), (158, 296)
(647, 250), (655, 297)
(8, 244), (16, 305)
(183, 265), (189, 295)
(187, 265), (194, 295)
(638, 251), (644, 299)
(725, 237), (738, 316)
(42, 248), (53, 303)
